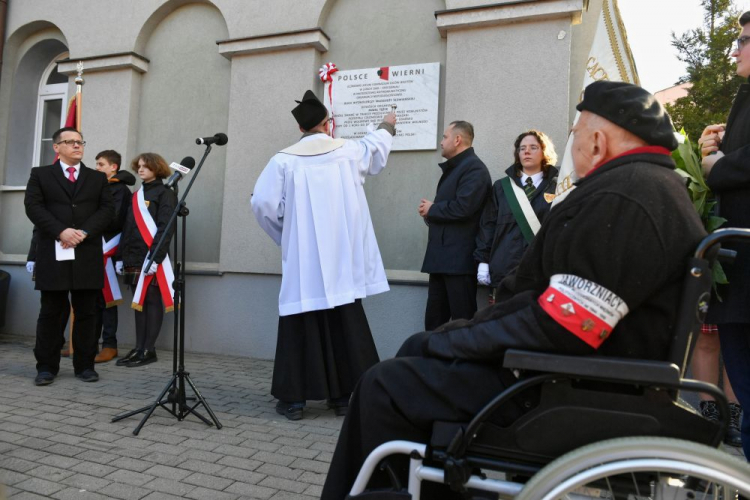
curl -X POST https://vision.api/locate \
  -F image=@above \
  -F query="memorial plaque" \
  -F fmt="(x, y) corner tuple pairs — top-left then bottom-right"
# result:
(329, 62), (440, 151)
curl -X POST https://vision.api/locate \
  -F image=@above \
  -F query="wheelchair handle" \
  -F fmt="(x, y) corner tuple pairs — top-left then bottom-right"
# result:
(694, 228), (750, 260)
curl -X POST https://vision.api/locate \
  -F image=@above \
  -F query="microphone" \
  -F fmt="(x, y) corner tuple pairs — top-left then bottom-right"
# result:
(195, 133), (228, 146)
(165, 157), (196, 188)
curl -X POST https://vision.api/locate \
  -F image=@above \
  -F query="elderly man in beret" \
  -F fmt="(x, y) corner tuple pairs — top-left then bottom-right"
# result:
(321, 81), (706, 499)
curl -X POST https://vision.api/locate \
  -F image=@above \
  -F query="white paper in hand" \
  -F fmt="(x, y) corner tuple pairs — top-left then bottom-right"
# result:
(55, 241), (75, 261)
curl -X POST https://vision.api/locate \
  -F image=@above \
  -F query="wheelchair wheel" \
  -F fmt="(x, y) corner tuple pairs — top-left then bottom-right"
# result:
(516, 437), (750, 499)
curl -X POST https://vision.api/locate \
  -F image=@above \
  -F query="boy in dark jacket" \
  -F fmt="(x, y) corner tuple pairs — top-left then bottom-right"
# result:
(94, 150), (135, 363)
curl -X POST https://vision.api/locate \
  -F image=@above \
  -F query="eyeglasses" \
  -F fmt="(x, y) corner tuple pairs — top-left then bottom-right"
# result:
(519, 145), (540, 152)
(737, 36), (750, 51)
(56, 139), (86, 147)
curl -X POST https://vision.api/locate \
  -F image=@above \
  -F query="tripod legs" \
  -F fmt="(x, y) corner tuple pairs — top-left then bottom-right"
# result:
(111, 370), (222, 435)
(112, 195), (223, 436)
(184, 372), (223, 429)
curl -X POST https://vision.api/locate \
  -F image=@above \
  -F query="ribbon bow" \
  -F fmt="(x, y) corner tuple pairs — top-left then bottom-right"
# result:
(318, 62), (339, 137)
(319, 62), (339, 82)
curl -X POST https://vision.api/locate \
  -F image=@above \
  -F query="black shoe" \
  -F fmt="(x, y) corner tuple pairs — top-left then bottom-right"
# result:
(275, 400), (304, 421)
(34, 372), (55, 386)
(125, 349), (157, 367)
(726, 403), (744, 447)
(116, 348), (139, 366)
(75, 369), (99, 382)
(327, 397), (349, 417)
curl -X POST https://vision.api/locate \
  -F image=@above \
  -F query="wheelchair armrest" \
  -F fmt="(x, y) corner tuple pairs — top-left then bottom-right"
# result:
(502, 349), (681, 386)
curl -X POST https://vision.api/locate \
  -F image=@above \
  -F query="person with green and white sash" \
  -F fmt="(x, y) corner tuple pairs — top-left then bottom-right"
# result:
(475, 130), (558, 299)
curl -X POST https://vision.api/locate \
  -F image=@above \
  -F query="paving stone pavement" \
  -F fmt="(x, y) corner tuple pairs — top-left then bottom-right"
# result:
(0, 335), (746, 500)
(0, 335), (339, 499)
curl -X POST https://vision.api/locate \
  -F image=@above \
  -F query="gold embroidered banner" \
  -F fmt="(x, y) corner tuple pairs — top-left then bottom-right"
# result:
(552, 0), (639, 207)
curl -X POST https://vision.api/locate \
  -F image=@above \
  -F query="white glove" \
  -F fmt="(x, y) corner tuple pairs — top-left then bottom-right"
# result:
(26, 261), (35, 274)
(146, 262), (159, 275)
(477, 263), (491, 286)
(115, 261), (124, 275)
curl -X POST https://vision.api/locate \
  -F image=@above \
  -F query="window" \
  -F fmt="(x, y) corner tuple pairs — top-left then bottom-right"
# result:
(33, 54), (69, 167)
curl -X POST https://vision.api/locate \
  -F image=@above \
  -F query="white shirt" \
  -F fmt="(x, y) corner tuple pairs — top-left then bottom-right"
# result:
(251, 129), (393, 316)
(520, 171), (544, 189)
(60, 160), (81, 181)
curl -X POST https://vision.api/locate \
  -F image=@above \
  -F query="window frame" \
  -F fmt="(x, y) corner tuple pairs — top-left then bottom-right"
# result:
(32, 53), (69, 168)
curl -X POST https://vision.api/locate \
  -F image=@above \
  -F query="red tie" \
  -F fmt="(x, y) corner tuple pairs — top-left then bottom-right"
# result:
(66, 167), (76, 182)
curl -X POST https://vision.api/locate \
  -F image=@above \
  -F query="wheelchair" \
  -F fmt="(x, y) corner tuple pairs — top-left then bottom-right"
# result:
(347, 229), (750, 499)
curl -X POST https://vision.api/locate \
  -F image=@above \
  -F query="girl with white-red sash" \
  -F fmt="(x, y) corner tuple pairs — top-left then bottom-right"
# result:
(115, 153), (176, 367)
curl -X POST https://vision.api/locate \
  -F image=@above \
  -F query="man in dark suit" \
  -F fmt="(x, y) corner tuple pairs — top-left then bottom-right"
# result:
(418, 120), (491, 330)
(24, 127), (114, 385)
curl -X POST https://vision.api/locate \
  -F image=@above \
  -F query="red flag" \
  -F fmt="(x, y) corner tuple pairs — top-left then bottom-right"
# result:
(63, 96), (77, 128)
(54, 97), (78, 162)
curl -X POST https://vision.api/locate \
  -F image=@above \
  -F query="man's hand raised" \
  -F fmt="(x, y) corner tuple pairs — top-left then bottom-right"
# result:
(383, 112), (397, 126)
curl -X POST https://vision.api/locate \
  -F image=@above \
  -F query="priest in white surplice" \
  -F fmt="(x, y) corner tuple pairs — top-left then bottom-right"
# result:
(251, 90), (397, 420)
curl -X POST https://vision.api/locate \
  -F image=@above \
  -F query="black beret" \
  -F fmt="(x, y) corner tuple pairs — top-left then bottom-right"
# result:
(292, 90), (328, 131)
(576, 81), (677, 151)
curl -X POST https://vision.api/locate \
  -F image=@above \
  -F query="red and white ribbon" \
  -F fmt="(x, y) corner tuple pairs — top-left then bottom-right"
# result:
(102, 234), (122, 307)
(131, 188), (175, 313)
(319, 62), (339, 137)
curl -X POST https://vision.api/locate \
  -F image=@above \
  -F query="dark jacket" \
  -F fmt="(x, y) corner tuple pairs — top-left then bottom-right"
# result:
(421, 147), (491, 275)
(27, 227), (38, 262)
(27, 170), (135, 260)
(119, 180), (177, 268)
(103, 169), (136, 241)
(24, 162), (115, 291)
(475, 165), (558, 285)
(706, 82), (750, 324)
(413, 152), (705, 362)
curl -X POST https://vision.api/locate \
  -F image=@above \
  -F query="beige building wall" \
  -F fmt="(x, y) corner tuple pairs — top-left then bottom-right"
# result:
(0, 0), (611, 359)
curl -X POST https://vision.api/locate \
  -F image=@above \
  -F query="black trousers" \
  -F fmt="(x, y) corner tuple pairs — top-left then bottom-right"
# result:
(717, 323), (750, 459)
(424, 273), (477, 331)
(133, 283), (164, 351)
(321, 333), (523, 500)
(35, 290), (99, 375)
(95, 293), (118, 349)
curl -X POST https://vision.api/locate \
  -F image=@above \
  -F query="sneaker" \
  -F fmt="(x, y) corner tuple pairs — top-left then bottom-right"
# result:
(95, 347), (118, 363)
(275, 400), (304, 421)
(699, 400), (720, 421)
(726, 403), (743, 448)
(75, 369), (99, 382)
(34, 372), (55, 386)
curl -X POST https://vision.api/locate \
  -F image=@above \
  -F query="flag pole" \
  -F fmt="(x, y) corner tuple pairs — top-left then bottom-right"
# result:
(74, 61), (84, 133)
(67, 61), (84, 356)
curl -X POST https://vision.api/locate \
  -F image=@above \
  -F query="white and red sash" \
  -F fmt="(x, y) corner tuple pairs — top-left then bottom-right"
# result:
(538, 274), (629, 349)
(131, 188), (175, 313)
(102, 234), (122, 307)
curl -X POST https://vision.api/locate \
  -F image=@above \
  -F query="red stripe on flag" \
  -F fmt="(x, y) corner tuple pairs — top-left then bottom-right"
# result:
(155, 267), (173, 309)
(103, 265), (114, 303)
(132, 192), (154, 247)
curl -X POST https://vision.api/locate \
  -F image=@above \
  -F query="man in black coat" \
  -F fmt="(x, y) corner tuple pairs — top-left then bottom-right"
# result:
(321, 82), (706, 500)
(419, 121), (491, 330)
(24, 127), (115, 385)
(698, 10), (750, 459)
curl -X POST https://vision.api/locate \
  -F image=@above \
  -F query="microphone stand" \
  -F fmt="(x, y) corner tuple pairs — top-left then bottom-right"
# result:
(112, 145), (223, 435)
